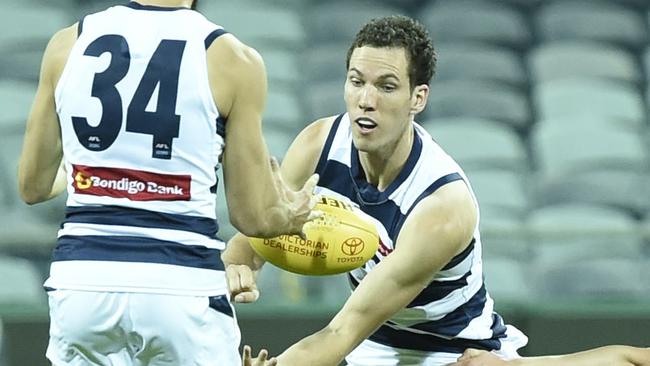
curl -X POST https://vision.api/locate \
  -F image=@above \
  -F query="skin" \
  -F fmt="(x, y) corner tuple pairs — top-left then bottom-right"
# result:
(17, 0), (318, 238)
(449, 346), (650, 366)
(225, 46), (479, 366)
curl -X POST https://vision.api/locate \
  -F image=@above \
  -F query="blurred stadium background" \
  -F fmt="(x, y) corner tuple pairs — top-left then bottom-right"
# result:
(1, 0), (650, 364)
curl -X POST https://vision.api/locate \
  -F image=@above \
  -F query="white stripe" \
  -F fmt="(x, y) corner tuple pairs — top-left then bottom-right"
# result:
(58, 223), (225, 250)
(389, 253), (483, 327)
(44, 260), (227, 296)
(455, 294), (496, 340)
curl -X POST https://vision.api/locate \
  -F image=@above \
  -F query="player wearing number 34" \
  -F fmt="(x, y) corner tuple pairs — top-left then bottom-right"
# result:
(17, 0), (319, 365)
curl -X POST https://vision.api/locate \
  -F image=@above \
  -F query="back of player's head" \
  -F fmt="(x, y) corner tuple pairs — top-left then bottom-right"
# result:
(346, 15), (437, 90)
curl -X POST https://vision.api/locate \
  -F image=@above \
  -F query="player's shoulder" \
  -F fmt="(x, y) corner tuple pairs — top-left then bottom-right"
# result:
(206, 32), (263, 72)
(294, 115), (338, 147)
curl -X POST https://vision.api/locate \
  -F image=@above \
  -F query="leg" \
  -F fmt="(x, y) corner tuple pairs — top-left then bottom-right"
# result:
(46, 290), (128, 366)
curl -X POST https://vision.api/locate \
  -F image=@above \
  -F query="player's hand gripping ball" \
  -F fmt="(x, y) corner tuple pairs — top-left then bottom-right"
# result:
(249, 195), (379, 275)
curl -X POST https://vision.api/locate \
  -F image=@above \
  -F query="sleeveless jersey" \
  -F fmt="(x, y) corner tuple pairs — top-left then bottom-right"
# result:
(315, 114), (518, 353)
(46, 3), (230, 296)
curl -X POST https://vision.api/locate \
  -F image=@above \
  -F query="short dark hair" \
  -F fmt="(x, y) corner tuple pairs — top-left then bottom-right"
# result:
(346, 15), (437, 90)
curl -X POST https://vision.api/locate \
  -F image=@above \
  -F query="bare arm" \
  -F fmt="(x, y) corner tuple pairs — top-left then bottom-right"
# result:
(18, 25), (76, 204)
(221, 117), (333, 302)
(452, 346), (650, 366)
(207, 35), (316, 238)
(275, 179), (477, 366)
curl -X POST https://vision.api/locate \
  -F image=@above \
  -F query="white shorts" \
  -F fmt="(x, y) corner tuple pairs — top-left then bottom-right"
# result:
(345, 325), (528, 366)
(46, 290), (241, 366)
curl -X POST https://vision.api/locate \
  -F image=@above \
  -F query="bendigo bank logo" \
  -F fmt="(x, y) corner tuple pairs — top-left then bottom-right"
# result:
(341, 237), (365, 256)
(71, 164), (191, 201)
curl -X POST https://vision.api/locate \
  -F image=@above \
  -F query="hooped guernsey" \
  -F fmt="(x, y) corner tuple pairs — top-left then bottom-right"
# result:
(47, 3), (230, 296)
(314, 113), (528, 354)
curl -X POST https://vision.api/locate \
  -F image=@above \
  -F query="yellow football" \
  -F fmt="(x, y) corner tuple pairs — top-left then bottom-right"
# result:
(249, 195), (379, 275)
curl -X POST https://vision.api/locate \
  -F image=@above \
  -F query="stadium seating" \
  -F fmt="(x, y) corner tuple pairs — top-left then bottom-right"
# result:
(306, 1), (406, 43)
(526, 204), (644, 265)
(535, 0), (648, 50)
(304, 80), (346, 122)
(422, 117), (529, 173)
(532, 257), (648, 300)
(529, 41), (641, 84)
(201, 0), (306, 50)
(419, 0), (532, 50)
(0, 256), (47, 306)
(424, 80), (532, 130)
(435, 42), (527, 87)
(532, 78), (645, 126)
(483, 256), (533, 302)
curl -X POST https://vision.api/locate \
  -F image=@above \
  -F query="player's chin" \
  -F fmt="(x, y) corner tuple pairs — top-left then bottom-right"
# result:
(351, 134), (379, 154)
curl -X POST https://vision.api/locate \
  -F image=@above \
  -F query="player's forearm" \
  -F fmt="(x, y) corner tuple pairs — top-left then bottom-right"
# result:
(19, 153), (62, 205)
(276, 327), (350, 366)
(222, 233), (265, 271)
(510, 346), (645, 366)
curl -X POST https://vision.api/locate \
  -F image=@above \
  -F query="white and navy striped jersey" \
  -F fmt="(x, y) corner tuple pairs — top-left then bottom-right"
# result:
(314, 114), (522, 353)
(46, 3), (230, 296)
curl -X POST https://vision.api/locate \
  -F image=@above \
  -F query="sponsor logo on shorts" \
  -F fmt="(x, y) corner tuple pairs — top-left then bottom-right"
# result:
(72, 164), (191, 201)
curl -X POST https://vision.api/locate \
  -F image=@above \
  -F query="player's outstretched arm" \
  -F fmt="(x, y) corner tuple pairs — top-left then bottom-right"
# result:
(274, 180), (478, 366)
(221, 117), (334, 303)
(207, 35), (318, 238)
(18, 25), (76, 204)
(450, 346), (650, 366)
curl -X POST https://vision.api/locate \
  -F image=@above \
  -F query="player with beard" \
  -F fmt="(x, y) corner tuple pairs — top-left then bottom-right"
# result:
(18, 0), (318, 364)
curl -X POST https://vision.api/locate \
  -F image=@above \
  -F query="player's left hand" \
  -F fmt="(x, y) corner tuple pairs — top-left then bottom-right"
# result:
(226, 264), (259, 303)
(447, 349), (509, 365)
(242, 345), (277, 366)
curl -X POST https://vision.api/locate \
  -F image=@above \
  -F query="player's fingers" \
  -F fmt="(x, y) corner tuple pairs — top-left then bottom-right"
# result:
(225, 265), (243, 295)
(457, 348), (486, 361)
(307, 209), (324, 222)
(266, 357), (278, 366)
(257, 349), (268, 361)
(242, 345), (252, 366)
(301, 173), (320, 194)
(234, 289), (259, 303)
(238, 265), (257, 289)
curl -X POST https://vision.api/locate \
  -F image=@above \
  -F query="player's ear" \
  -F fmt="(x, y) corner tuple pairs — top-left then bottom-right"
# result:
(410, 84), (429, 116)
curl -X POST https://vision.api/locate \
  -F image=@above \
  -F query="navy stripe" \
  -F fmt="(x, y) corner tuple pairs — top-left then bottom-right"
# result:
(77, 16), (85, 36)
(209, 295), (234, 317)
(410, 284), (489, 337)
(369, 321), (501, 353)
(392, 172), (464, 239)
(404, 172), (464, 219)
(315, 113), (344, 175)
(64, 205), (219, 239)
(205, 29), (228, 49)
(216, 116), (227, 138)
(491, 313), (508, 340)
(408, 270), (472, 307)
(126, 2), (189, 11)
(54, 235), (224, 270)
(442, 238), (475, 271)
(351, 127), (423, 203)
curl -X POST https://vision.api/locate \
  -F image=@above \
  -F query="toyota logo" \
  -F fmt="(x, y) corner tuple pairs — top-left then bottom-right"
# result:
(341, 237), (365, 256)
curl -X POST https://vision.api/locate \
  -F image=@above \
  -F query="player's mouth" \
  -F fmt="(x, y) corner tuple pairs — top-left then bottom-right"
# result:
(355, 117), (377, 134)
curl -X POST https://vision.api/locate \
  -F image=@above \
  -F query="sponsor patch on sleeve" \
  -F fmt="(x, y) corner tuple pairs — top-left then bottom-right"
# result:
(72, 164), (191, 201)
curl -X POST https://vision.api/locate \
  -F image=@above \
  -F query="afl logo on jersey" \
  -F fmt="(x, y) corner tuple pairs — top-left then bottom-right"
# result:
(341, 237), (365, 256)
(71, 164), (192, 201)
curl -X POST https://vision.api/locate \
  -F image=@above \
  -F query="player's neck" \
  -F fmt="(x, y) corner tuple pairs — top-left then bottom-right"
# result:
(131, 0), (192, 8)
(359, 126), (413, 192)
